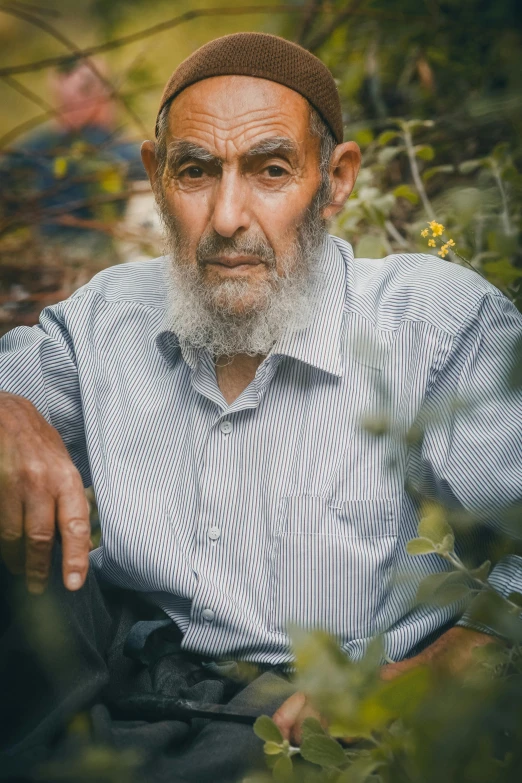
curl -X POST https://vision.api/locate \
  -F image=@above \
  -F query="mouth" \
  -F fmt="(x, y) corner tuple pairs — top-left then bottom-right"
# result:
(205, 256), (264, 274)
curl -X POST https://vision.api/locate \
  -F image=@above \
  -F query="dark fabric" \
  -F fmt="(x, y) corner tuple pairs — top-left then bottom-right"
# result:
(156, 33), (343, 143)
(0, 549), (295, 783)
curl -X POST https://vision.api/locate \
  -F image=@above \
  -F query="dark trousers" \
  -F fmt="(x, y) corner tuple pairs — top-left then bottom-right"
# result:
(0, 549), (295, 782)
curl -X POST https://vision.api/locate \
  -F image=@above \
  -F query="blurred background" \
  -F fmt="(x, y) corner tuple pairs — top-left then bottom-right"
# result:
(0, 0), (521, 336)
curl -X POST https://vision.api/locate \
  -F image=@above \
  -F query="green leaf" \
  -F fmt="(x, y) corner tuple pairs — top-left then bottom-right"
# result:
(254, 715), (283, 743)
(301, 717), (328, 740)
(264, 741), (283, 756)
(377, 130), (400, 146)
(406, 537), (437, 556)
(414, 144), (435, 161)
(470, 560), (491, 582)
(272, 754), (294, 783)
(422, 164), (455, 181)
(440, 533), (455, 553)
(300, 733), (346, 768)
(337, 757), (382, 783)
(393, 184), (419, 204)
(458, 159), (483, 174)
(378, 146), (404, 165)
(418, 504), (453, 545)
(508, 592), (522, 609)
(416, 571), (466, 605)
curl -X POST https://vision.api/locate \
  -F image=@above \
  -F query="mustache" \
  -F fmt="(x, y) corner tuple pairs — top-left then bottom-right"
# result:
(196, 231), (276, 267)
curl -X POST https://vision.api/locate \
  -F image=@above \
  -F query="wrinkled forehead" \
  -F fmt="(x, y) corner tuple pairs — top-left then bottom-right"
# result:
(167, 75), (313, 156)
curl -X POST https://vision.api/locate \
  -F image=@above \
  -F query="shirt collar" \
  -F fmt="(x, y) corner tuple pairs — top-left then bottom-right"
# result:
(156, 235), (350, 378)
(270, 235), (348, 377)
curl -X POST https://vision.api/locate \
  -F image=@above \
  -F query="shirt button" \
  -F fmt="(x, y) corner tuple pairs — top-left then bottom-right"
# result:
(202, 608), (215, 622)
(220, 420), (233, 435)
(208, 526), (221, 541)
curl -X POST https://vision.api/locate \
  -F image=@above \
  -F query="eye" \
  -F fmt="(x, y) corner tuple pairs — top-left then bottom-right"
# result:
(265, 165), (287, 178)
(181, 165), (204, 179)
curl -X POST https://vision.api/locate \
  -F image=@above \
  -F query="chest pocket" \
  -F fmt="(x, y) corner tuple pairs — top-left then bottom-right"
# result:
(270, 495), (399, 639)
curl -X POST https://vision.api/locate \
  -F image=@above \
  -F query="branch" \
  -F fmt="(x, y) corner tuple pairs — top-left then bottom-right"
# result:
(0, 4), (429, 78)
(304, 0), (367, 51)
(295, 0), (323, 45)
(0, 3), (149, 136)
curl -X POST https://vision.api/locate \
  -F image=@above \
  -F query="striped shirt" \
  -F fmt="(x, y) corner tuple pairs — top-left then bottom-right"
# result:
(1, 235), (521, 666)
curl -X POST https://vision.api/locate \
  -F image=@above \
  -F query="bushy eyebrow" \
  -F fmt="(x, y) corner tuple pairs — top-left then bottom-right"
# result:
(243, 137), (299, 160)
(166, 136), (299, 171)
(166, 139), (219, 170)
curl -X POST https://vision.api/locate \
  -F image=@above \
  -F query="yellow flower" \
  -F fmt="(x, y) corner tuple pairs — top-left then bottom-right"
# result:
(438, 244), (449, 258)
(447, 238), (455, 247)
(421, 228), (429, 238)
(429, 221), (444, 237)
(428, 239), (436, 247)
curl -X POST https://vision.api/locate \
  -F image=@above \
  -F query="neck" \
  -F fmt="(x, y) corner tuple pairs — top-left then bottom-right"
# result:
(215, 353), (266, 405)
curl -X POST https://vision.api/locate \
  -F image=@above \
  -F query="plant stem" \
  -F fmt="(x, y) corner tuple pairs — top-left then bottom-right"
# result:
(401, 123), (436, 221)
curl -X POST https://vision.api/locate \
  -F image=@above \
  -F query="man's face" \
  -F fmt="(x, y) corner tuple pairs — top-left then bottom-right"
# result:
(155, 75), (324, 316)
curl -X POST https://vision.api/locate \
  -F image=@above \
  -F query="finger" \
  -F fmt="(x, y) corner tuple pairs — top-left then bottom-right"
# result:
(24, 493), (56, 594)
(289, 702), (325, 746)
(57, 480), (90, 591)
(272, 691), (307, 741)
(0, 495), (24, 575)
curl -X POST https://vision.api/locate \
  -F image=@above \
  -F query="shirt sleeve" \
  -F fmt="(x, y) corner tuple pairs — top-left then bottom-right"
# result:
(0, 295), (90, 486)
(416, 291), (522, 635)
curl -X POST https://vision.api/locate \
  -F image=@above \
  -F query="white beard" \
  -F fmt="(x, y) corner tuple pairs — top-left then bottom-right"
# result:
(158, 194), (327, 358)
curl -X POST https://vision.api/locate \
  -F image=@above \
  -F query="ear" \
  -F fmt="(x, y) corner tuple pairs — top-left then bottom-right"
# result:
(322, 141), (361, 220)
(141, 140), (159, 190)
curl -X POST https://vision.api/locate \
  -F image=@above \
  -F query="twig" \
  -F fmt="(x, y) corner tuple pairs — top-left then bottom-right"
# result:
(401, 122), (436, 221)
(0, 5), (430, 78)
(305, 0), (366, 51)
(0, 2), (149, 136)
(295, 0), (322, 45)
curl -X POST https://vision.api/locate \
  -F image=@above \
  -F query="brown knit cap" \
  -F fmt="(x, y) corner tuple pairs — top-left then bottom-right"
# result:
(156, 32), (343, 143)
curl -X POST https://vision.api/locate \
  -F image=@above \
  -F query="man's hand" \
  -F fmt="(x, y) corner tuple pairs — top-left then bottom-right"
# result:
(272, 627), (499, 745)
(0, 392), (90, 594)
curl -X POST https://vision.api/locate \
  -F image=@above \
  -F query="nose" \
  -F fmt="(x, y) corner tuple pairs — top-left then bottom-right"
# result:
(210, 169), (251, 238)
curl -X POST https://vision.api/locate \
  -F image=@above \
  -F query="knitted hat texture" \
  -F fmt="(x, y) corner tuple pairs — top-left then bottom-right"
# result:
(156, 33), (343, 143)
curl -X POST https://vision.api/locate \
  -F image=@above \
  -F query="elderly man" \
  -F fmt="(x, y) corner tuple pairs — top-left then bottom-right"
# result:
(1, 33), (521, 782)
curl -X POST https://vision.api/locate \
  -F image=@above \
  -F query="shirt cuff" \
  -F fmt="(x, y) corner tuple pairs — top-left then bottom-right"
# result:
(456, 554), (522, 639)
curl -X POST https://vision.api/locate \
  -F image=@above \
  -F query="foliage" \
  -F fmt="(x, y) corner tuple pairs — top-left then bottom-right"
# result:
(251, 503), (522, 782)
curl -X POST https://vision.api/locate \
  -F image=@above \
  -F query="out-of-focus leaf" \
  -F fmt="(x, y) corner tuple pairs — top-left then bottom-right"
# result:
(406, 537), (437, 555)
(418, 503), (454, 545)
(337, 756), (382, 783)
(422, 164), (455, 181)
(377, 130), (400, 146)
(300, 734), (346, 767)
(264, 741), (283, 756)
(53, 156), (68, 178)
(459, 160), (483, 174)
(355, 235), (388, 259)
(470, 560), (491, 582)
(272, 754), (294, 783)
(483, 258), (521, 287)
(354, 128), (374, 147)
(465, 590), (522, 642)
(414, 144), (435, 161)
(416, 570), (470, 605)
(363, 667), (432, 725)
(254, 715), (283, 743)
(507, 592), (522, 609)
(378, 146), (404, 165)
(440, 533), (455, 553)
(393, 184), (419, 204)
